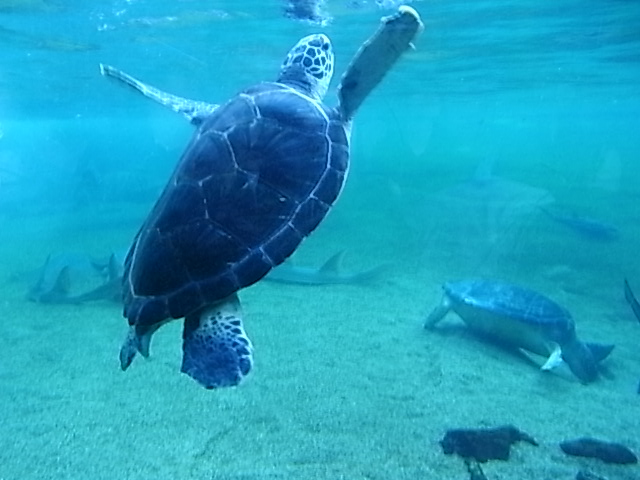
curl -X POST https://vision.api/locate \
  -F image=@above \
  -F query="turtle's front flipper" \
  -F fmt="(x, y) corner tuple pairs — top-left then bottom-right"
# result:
(424, 296), (452, 329)
(181, 294), (254, 389)
(338, 6), (423, 120)
(100, 64), (219, 125)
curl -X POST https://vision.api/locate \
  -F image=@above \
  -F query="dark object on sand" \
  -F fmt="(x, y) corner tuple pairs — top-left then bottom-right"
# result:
(576, 470), (608, 480)
(464, 458), (488, 480)
(440, 425), (538, 462)
(560, 437), (638, 464)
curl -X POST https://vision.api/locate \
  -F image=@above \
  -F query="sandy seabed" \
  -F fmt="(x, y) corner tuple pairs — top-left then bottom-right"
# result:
(1, 193), (639, 480)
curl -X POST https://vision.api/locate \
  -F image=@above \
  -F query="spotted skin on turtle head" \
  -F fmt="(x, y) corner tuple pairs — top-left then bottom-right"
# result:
(280, 33), (334, 100)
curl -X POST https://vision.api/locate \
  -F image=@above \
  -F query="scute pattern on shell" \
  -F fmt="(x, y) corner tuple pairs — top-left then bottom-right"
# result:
(124, 82), (349, 331)
(445, 280), (573, 328)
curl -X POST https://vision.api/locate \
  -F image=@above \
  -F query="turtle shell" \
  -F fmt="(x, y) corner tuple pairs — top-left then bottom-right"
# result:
(444, 279), (574, 339)
(123, 82), (349, 330)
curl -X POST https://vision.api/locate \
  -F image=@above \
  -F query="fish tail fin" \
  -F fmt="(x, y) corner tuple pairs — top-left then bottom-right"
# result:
(319, 251), (346, 274)
(584, 342), (615, 363)
(33, 265), (74, 303)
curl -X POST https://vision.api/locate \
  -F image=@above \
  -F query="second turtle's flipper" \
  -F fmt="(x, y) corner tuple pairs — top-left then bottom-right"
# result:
(100, 63), (219, 125)
(540, 345), (563, 371)
(541, 342), (613, 380)
(424, 296), (452, 329)
(181, 295), (253, 389)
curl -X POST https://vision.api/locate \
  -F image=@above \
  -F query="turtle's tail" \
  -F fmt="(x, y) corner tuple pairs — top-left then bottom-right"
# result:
(119, 326), (139, 370)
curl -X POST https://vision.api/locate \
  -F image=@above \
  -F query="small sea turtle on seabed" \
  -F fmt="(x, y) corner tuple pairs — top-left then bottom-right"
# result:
(424, 279), (614, 383)
(101, 7), (423, 389)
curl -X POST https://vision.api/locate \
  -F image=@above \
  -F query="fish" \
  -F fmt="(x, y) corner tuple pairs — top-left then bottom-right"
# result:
(265, 251), (386, 285)
(398, 158), (554, 268)
(541, 205), (620, 241)
(624, 279), (640, 324)
(29, 264), (73, 303)
(64, 253), (123, 303)
(27, 253), (102, 303)
(27, 251), (123, 304)
(27, 249), (383, 304)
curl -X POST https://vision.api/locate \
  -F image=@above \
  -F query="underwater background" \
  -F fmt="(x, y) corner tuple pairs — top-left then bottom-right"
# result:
(1, 0), (639, 479)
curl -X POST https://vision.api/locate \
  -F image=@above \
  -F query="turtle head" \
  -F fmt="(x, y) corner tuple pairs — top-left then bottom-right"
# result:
(278, 33), (334, 101)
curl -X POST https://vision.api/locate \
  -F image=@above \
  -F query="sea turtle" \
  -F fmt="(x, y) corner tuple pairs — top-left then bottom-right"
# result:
(102, 7), (423, 389)
(424, 279), (614, 383)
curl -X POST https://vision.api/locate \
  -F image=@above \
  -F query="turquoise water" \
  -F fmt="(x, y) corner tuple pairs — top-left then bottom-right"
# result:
(1, 1), (640, 479)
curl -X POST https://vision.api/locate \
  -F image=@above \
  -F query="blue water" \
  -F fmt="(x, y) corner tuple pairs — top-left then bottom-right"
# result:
(1, 1), (640, 479)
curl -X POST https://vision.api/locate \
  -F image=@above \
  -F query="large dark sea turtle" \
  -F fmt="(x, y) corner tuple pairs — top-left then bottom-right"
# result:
(424, 279), (614, 383)
(102, 7), (423, 389)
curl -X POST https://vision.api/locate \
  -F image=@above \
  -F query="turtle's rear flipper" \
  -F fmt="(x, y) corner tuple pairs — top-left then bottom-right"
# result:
(100, 63), (219, 125)
(542, 342), (613, 381)
(424, 296), (452, 329)
(562, 339), (598, 384)
(181, 295), (253, 389)
(585, 342), (614, 363)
